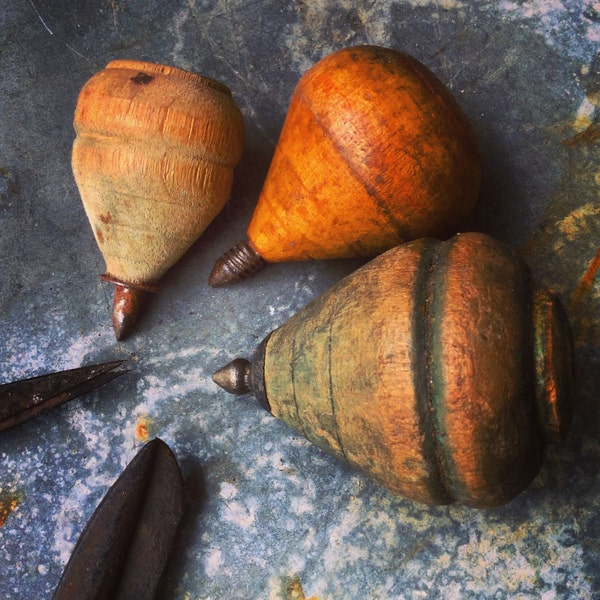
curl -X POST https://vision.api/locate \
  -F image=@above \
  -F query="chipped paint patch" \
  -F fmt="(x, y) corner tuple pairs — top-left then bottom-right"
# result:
(555, 203), (600, 245)
(296, 497), (594, 598)
(499, 0), (600, 56)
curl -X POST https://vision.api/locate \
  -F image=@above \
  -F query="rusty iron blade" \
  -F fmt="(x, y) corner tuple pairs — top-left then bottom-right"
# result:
(0, 360), (128, 433)
(53, 438), (184, 600)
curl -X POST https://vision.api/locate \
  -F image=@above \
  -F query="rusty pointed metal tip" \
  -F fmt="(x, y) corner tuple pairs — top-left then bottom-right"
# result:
(209, 240), (267, 287)
(101, 275), (160, 341)
(111, 284), (146, 341)
(212, 358), (252, 395)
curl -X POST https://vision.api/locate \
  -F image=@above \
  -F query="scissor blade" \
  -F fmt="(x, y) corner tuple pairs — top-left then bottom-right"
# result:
(0, 360), (128, 433)
(53, 438), (184, 600)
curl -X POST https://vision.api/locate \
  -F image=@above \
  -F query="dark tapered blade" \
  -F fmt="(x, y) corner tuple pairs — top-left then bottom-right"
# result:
(0, 360), (128, 433)
(53, 438), (184, 600)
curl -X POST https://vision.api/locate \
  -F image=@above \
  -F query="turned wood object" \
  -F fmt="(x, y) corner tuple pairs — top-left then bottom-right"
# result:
(209, 45), (481, 286)
(213, 233), (575, 508)
(73, 60), (244, 339)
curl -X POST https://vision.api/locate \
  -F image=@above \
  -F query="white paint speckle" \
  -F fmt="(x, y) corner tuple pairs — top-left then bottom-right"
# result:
(574, 94), (597, 132)
(219, 481), (238, 500)
(222, 498), (259, 531)
(204, 547), (222, 578)
(499, 0), (600, 55)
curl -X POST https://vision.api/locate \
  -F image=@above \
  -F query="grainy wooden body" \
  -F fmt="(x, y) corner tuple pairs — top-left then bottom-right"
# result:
(237, 233), (574, 508)
(249, 45), (480, 262)
(74, 60), (244, 285)
(73, 60), (244, 337)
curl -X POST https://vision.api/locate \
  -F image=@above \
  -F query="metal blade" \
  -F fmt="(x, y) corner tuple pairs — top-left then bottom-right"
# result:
(0, 360), (128, 433)
(53, 438), (184, 600)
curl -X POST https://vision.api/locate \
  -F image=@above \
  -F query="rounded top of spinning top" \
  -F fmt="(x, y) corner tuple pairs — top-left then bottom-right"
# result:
(105, 59), (232, 96)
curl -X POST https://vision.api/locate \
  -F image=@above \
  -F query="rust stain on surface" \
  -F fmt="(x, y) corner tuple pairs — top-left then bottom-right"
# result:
(283, 575), (318, 600)
(135, 415), (152, 442)
(0, 491), (22, 527)
(567, 123), (600, 147)
(571, 247), (600, 307)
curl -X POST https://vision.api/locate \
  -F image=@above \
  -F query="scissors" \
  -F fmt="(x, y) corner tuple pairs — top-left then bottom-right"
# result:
(0, 360), (128, 433)
(0, 362), (185, 598)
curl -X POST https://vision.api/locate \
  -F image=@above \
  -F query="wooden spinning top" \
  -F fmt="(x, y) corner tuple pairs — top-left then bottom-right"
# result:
(209, 45), (481, 286)
(73, 60), (244, 339)
(213, 233), (575, 508)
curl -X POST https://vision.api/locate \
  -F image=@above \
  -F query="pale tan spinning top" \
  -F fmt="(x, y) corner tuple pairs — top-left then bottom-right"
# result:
(73, 60), (244, 339)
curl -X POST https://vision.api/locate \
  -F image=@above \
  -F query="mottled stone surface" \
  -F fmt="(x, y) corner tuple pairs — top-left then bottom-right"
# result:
(0, 1), (598, 599)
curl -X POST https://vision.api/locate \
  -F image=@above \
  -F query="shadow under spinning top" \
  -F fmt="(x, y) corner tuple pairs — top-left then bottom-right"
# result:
(73, 60), (244, 339)
(209, 45), (481, 286)
(214, 233), (575, 508)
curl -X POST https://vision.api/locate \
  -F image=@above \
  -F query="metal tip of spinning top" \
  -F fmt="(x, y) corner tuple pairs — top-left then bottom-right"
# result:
(212, 358), (252, 395)
(101, 275), (158, 341)
(112, 285), (144, 341)
(209, 240), (267, 287)
(213, 339), (271, 412)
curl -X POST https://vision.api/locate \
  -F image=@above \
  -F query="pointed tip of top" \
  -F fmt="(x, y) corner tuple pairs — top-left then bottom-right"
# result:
(212, 358), (252, 395)
(209, 241), (267, 287)
(113, 320), (133, 342)
(207, 264), (232, 288)
(111, 284), (146, 341)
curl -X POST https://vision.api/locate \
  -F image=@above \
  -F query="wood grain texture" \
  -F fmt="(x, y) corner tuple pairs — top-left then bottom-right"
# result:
(533, 289), (575, 443)
(261, 233), (574, 507)
(247, 46), (481, 262)
(73, 60), (244, 287)
(429, 234), (544, 507)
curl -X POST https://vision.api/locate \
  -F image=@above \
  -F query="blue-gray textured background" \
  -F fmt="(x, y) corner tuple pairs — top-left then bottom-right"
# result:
(1, 1), (598, 598)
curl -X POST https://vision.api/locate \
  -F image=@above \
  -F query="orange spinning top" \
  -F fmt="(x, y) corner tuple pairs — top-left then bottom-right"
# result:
(209, 45), (481, 286)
